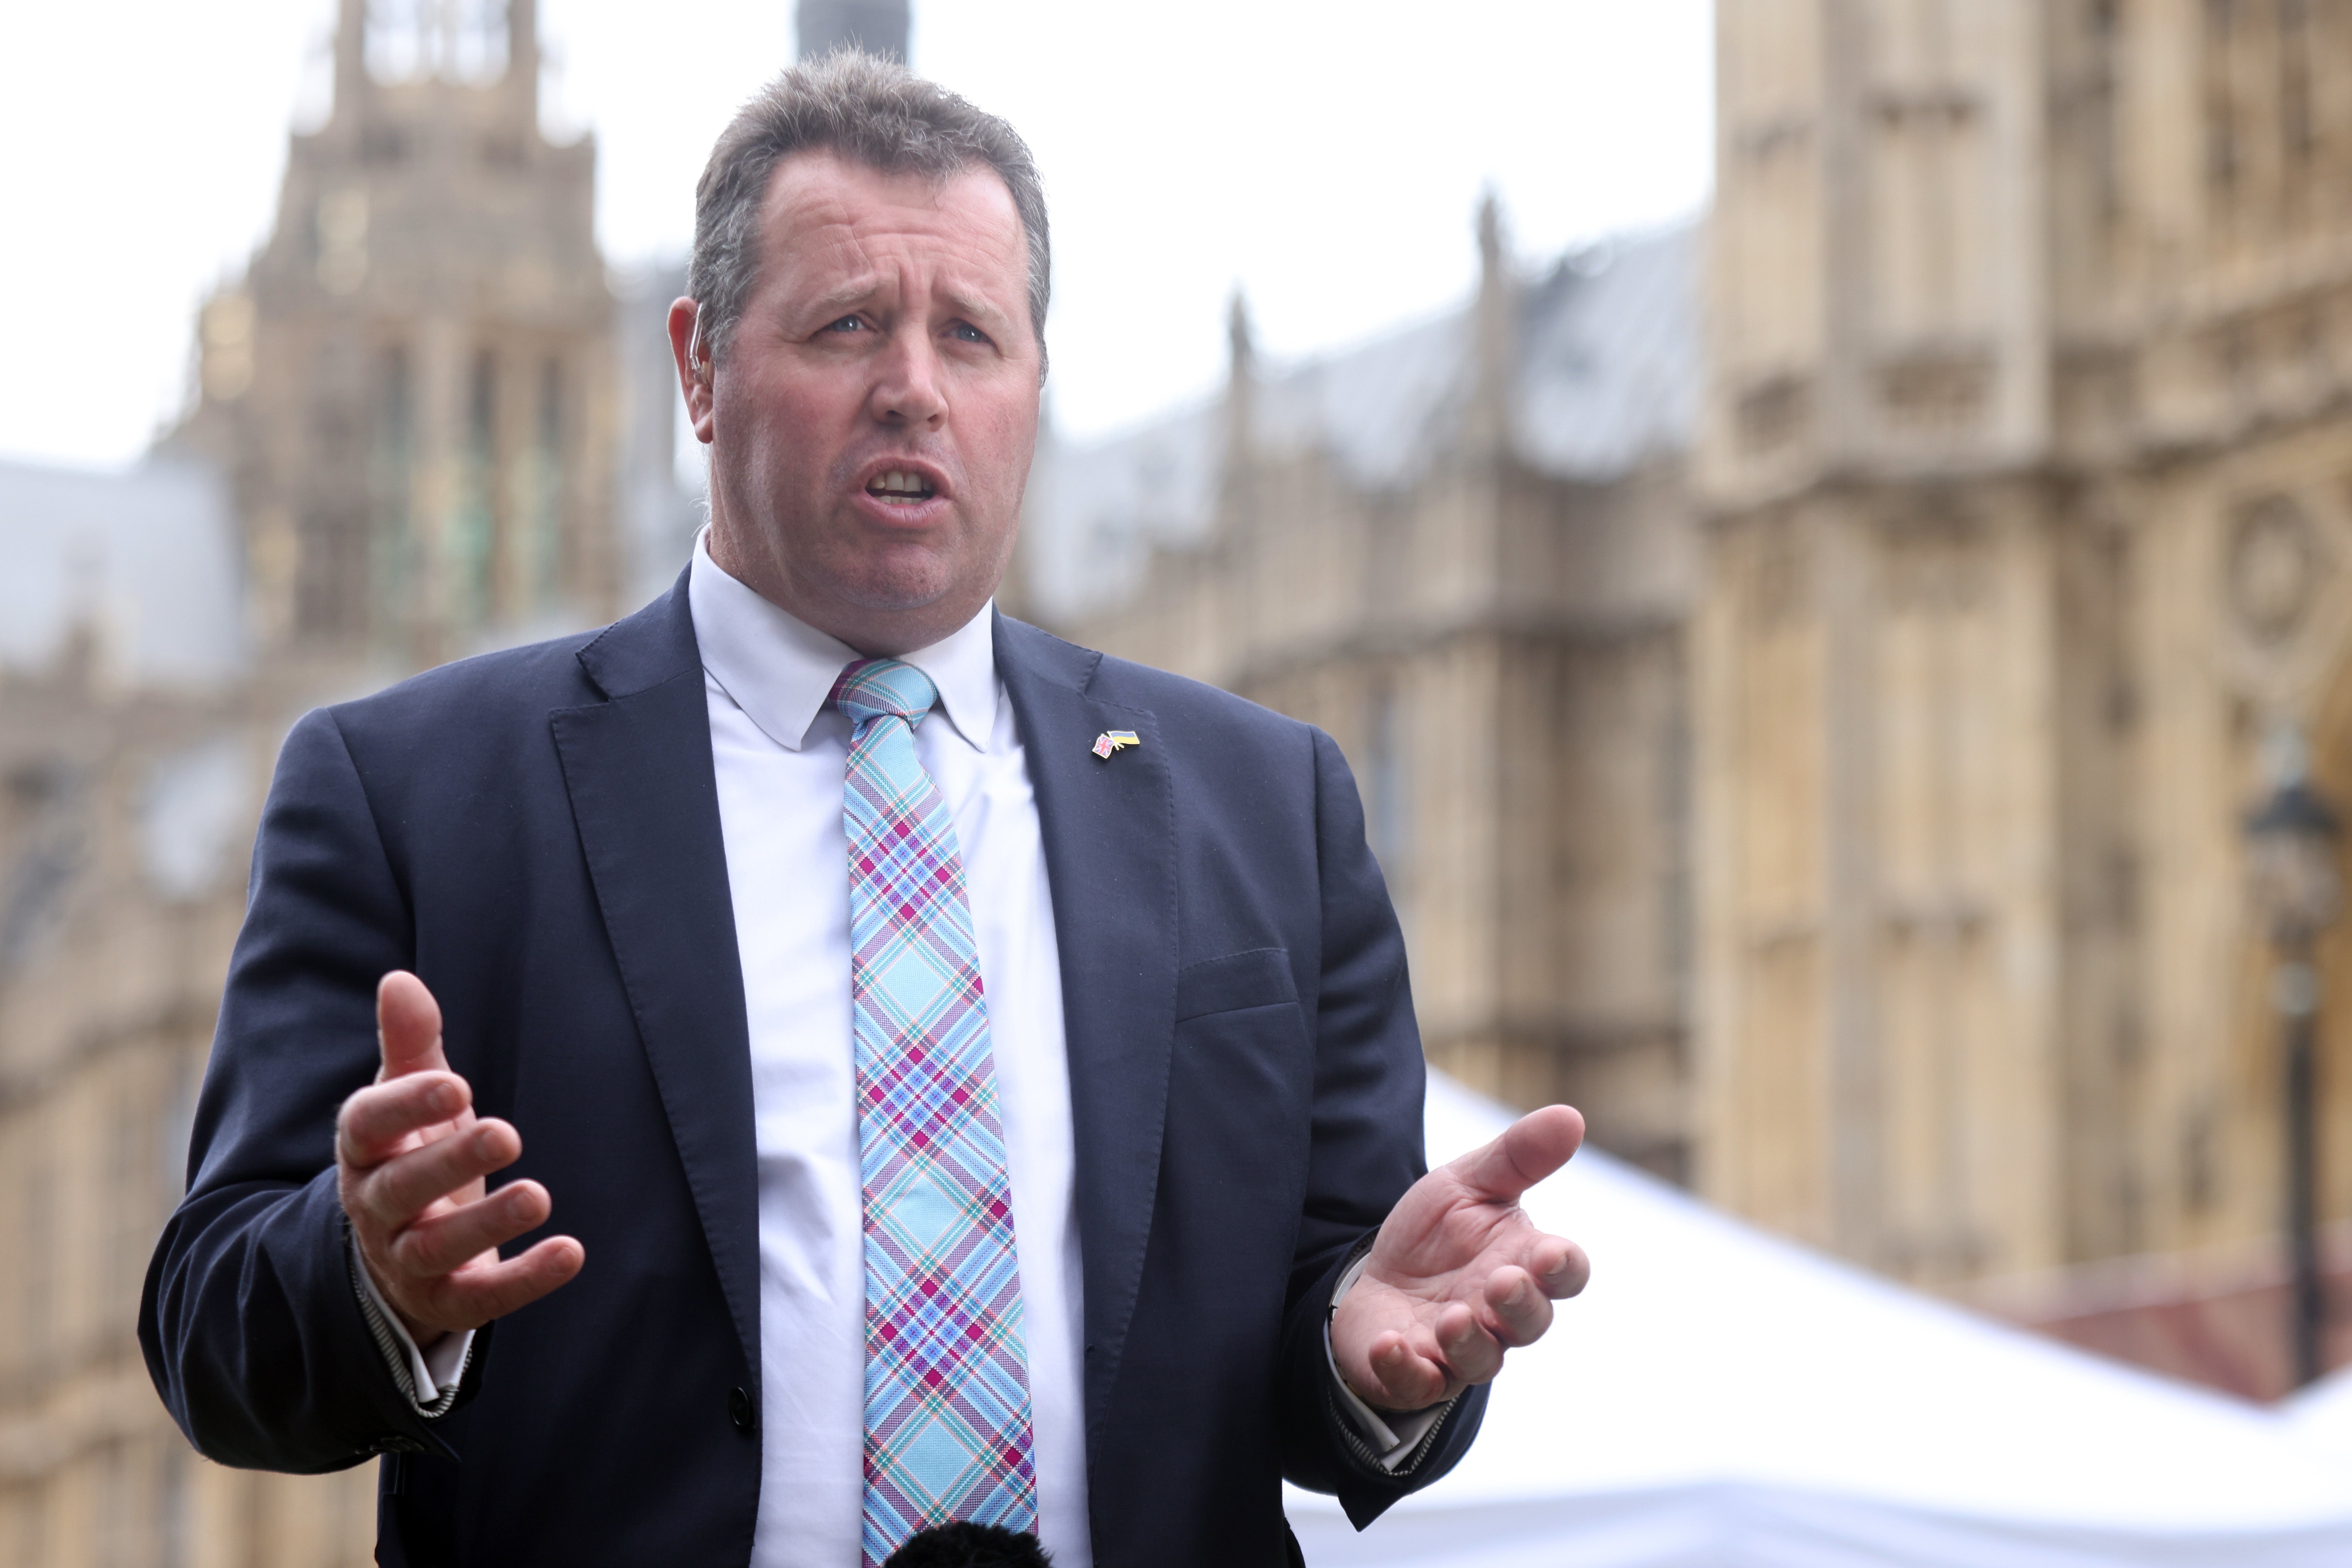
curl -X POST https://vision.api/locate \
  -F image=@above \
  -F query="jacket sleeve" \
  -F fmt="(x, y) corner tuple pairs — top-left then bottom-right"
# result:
(138, 706), (481, 1471)
(1274, 728), (1488, 1526)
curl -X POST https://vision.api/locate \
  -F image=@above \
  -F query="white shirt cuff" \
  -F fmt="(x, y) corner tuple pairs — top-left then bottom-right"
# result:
(1323, 1250), (1457, 1472)
(346, 1229), (475, 1416)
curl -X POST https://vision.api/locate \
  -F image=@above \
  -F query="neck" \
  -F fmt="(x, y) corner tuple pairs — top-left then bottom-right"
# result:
(704, 516), (991, 658)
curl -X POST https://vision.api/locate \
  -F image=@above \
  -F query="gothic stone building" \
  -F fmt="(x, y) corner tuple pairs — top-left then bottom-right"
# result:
(172, 0), (621, 666)
(0, 0), (642, 1559)
(1038, 0), (2352, 1400)
(1027, 210), (1704, 1182)
(1698, 0), (2352, 1395)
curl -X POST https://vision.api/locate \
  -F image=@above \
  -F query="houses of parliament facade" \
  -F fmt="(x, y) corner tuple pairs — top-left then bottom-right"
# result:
(0, 1), (639, 1560)
(5, 0), (2352, 1561)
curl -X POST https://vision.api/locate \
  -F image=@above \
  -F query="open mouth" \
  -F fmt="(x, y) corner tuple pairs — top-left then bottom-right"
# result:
(865, 469), (938, 504)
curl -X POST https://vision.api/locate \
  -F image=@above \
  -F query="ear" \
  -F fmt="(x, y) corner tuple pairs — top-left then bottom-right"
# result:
(666, 298), (717, 444)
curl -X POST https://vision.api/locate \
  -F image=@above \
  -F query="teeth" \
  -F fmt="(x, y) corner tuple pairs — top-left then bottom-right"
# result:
(868, 469), (933, 497)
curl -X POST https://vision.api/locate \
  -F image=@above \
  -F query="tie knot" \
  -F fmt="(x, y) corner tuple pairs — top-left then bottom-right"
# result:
(831, 658), (938, 728)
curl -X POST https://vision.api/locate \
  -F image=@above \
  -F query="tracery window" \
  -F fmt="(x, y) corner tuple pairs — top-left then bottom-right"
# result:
(366, 0), (511, 86)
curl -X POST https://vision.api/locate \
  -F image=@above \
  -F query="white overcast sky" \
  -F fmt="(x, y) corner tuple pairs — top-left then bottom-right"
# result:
(0, 0), (1711, 472)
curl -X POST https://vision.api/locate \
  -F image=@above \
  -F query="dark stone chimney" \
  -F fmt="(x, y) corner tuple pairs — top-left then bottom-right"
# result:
(796, 0), (911, 63)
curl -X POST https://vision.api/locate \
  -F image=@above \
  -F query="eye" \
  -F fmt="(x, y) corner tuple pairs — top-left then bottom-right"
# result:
(824, 315), (865, 333)
(949, 322), (992, 345)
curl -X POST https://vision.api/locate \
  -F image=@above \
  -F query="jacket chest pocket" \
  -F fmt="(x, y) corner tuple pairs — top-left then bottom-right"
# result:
(1175, 946), (1298, 1022)
(1166, 948), (1314, 1208)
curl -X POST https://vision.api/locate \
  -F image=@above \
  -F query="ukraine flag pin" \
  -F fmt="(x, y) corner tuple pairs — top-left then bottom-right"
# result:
(1091, 730), (1140, 760)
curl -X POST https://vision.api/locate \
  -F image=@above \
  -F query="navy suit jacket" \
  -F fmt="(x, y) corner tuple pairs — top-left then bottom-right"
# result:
(140, 578), (1485, 1565)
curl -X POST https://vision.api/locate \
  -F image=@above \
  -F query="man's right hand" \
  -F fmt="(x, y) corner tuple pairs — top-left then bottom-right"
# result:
(336, 971), (584, 1349)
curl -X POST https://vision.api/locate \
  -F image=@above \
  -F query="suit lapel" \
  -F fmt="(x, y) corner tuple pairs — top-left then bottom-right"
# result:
(552, 580), (762, 1393)
(994, 612), (1178, 1459)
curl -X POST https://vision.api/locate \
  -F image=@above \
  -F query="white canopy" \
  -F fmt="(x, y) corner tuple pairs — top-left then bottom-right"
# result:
(2284, 1362), (2352, 1461)
(1286, 1074), (2352, 1567)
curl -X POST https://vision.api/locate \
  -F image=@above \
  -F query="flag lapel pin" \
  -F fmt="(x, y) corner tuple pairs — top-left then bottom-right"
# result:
(1091, 730), (1140, 760)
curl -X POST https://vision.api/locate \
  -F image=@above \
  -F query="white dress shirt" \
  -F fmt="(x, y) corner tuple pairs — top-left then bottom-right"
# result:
(689, 536), (1092, 1567)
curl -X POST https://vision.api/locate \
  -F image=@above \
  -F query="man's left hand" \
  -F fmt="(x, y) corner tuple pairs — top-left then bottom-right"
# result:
(1329, 1104), (1590, 1412)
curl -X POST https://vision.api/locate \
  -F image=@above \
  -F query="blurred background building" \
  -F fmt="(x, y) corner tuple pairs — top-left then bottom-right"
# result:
(0, 0), (717, 1558)
(6, 0), (2352, 1564)
(1029, 0), (2352, 1404)
(1694, 0), (2352, 1399)
(1027, 214), (1703, 1181)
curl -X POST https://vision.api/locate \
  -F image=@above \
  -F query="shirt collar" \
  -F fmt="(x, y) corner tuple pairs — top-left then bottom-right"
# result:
(686, 529), (996, 754)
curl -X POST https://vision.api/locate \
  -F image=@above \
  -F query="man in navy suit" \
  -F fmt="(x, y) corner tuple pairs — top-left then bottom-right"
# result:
(141, 54), (1588, 1567)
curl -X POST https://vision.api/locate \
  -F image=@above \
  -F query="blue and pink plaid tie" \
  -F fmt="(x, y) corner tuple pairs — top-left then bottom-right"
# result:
(832, 658), (1038, 1566)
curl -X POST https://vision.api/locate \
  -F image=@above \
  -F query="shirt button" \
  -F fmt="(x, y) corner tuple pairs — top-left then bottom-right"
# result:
(729, 1387), (754, 1431)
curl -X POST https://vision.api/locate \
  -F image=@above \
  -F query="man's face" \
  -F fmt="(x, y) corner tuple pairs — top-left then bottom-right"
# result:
(677, 149), (1041, 655)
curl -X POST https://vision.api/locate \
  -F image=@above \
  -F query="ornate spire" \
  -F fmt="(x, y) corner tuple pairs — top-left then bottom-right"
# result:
(1218, 288), (1257, 536)
(1226, 289), (1256, 388)
(333, 0), (368, 121)
(1469, 189), (1513, 460)
(509, 0), (540, 125)
(1224, 287), (1256, 458)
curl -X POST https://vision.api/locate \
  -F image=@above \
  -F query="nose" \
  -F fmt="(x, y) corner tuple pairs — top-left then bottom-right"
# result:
(868, 330), (947, 429)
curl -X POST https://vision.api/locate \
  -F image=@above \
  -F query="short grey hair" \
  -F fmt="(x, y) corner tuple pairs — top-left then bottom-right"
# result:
(687, 51), (1051, 374)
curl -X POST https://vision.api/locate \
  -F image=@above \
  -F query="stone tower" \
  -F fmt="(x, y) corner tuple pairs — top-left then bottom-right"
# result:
(1700, 0), (2352, 1388)
(178, 0), (617, 665)
(1699, 0), (2067, 1286)
(797, 0), (911, 62)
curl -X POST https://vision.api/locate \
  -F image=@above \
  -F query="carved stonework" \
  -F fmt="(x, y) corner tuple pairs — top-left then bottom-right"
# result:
(2229, 493), (2325, 646)
(1746, 514), (1811, 629)
(1884, 516), (1994, 614)
(1736, 373), (1813, 455)
(1877, 349), (1993, 433)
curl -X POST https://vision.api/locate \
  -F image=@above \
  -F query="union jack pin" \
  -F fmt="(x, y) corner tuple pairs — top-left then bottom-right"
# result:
(1091, 730), (1140, 760)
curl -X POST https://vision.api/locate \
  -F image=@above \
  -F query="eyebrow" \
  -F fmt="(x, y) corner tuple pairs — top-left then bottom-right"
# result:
(938, 285), (1016, 334)
(794, 272), (1018, 334)
(797, 276), (882, 326)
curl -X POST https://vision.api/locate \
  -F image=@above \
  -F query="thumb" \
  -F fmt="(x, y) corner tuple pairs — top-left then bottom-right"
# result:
(1448, 1105), (1585, 1202)
(376, 970), (448, 1082)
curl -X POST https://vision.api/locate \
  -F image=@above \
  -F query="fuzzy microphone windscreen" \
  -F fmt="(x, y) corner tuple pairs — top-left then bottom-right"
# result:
(881, 1521), (1054, 1567)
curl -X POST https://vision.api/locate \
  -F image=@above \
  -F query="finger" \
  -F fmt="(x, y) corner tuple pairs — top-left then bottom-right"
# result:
(1480, 1265), (1555, 1349)
(417, 1237), (586, 1330)
(377, 971), (448, 1082)
(337, 1073), (472, 1169)
(391, 1180), (553, 1278)
(1366, 1331), (1449, 1411)
(1434, 1299), (1504, 1385)
(1531, 1236), (1591, 1300)
(360, 1119), (522, 1232)
(1497, 1229), (1592, 1300)
(1448, 1105), (1586, 1202)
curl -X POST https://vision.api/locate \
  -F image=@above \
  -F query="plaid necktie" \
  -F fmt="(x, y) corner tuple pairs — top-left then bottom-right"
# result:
(831, 658), (1038, 1566)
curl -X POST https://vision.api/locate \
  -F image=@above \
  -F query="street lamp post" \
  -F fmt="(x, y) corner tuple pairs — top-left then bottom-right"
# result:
(2245, 724), (2342, 1391)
